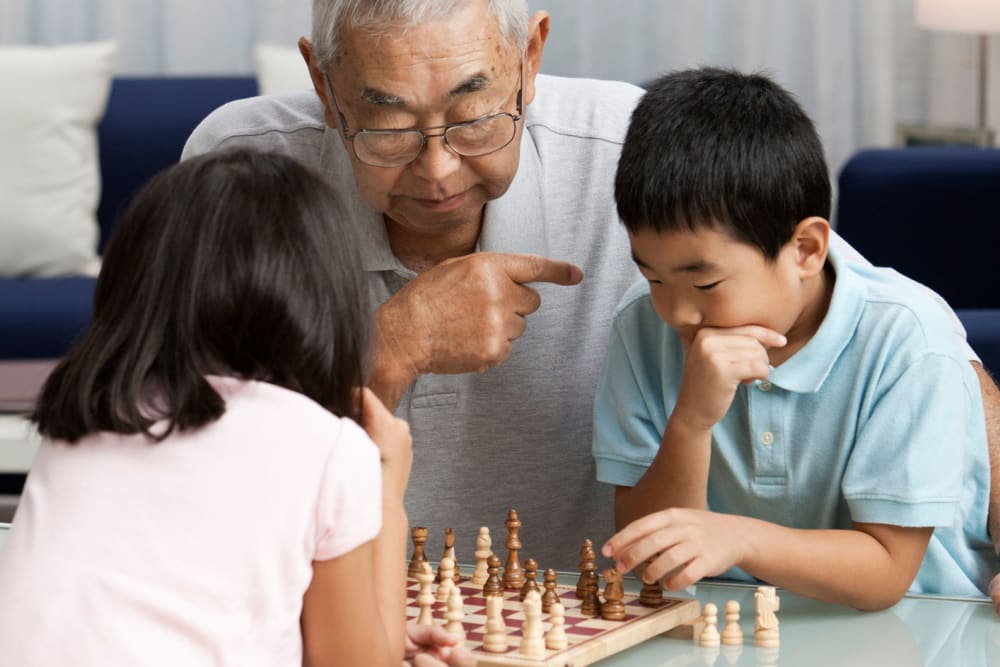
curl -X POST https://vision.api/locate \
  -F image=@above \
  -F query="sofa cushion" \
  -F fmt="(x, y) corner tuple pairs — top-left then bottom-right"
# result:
(0, 278), (95, 359)
(0, 42), (118, 277)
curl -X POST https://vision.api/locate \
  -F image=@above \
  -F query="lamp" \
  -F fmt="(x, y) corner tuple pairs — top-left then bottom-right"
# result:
(915, 0), (1000, 137)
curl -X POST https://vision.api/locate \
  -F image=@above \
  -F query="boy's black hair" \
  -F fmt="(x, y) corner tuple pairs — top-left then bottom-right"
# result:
(32, 148), (370, 442)
(615, 67), (831, 260)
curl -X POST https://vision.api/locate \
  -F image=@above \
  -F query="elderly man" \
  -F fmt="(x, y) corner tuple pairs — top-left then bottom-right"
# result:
(184, 0), (1000, 607)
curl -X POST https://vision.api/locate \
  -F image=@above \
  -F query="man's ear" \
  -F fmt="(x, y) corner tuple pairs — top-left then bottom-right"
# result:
(521, 11), (550, 107)
(299, 37), (339, 129)
(792, 216), (830, 278)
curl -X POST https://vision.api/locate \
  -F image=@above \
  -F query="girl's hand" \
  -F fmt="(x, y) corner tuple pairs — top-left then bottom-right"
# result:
(673, 326), (785, 432)
(359, 387), (412, 501)
(404, 625), (475, 666)
(601, 508), (748, 590)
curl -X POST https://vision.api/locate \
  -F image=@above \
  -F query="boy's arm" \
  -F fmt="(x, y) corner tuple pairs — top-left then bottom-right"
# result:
(975, 363), (1000, 554)
(604, 510), (932, 611)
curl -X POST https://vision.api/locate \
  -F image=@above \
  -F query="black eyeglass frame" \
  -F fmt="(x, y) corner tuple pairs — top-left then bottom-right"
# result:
(322, 63), (524, 167)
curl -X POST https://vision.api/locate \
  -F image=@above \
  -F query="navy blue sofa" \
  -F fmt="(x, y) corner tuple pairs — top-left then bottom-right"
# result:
(0, 77), (259, 362)
(835, 147), (1000, 374)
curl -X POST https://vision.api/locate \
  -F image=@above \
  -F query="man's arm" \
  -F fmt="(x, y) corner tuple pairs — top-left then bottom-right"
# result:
(973, 362), (1000, 553)
(367, 253), (583, 409)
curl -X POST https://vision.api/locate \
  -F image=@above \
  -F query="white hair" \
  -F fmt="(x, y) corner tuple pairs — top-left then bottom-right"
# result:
(311, 0), (529, 70)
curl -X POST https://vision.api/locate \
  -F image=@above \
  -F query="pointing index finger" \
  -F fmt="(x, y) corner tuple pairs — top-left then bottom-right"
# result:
(500, 253), (584, 286)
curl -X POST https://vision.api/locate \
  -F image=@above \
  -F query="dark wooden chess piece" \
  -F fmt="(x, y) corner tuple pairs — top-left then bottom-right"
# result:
(541, 568), (560, 613)
(408, 526), (428, 577)
(576, 538), (596, 598)
(484, 553), (504, 597)
(639, 559), (665, 606)
(502, 508), (524, 590)
(519, 557), (540, 601)
(601, 568), (626, 620)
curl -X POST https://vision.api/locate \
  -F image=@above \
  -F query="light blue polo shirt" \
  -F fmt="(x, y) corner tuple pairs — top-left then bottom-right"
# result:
(592, 244), (995, 596)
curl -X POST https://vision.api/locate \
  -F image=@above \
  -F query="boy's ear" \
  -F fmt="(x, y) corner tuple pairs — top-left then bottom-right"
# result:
(792, 217), (830, 278)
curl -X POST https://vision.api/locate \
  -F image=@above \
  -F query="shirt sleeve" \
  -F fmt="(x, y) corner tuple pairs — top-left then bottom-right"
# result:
(592, 315), (670, 487)
(842, 353), (973, 527)
(312, 418), (383, 561)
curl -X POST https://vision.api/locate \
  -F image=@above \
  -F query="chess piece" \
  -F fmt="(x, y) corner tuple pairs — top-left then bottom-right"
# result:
(483, 553), (504, 597)
(698, 602), (721, 647)
(502, 508), (524, 590)
(443, 586), (466, 646)
(601, 568), (626, 620)
(519, 589), (545, 658)
(482, 594), (508, 653)
(541, 568), (560, 613)
(519, 557), (540, 601)
(415, 561), (435, 625)
(579, 564), (602, 617)
(471, 526), (492, 586)
(754, 586), (780, 648)
(545, 601), (568, 650)
(721, 600), (742, 645)
(639, 558), (664, 606)
(436, 556), (456, 603)
(408, 526), (428, 577)
(576, 538), (596, 597)
(437, 527), (460, 583)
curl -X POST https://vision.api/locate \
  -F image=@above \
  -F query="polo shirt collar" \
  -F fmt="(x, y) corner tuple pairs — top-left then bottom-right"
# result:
(318, 124), (549, 275)
(767, 244), (865, 394)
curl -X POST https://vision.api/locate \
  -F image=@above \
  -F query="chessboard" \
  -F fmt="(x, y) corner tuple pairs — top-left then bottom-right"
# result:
(405, 575), (701, 667)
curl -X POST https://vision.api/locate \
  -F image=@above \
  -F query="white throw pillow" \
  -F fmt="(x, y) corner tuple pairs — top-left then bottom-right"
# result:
(254, 43), (313, 96)
(0, 41), (118, 277)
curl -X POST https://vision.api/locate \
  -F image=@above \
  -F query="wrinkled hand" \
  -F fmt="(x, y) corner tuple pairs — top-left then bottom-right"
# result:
(601, 508), (746, 590)
(377, 252), (583, 377)
(673, 326), (786, 432)
(404, 624), (475, 667)
(359, 387), (412, 500)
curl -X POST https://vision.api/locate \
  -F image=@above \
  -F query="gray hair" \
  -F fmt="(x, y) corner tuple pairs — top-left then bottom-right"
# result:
(311, 0), (529, 71)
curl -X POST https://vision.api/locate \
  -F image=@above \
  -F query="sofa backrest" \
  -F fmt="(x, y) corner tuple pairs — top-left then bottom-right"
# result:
(836, 147), (1000, 310)
(96, 76), (259, 251)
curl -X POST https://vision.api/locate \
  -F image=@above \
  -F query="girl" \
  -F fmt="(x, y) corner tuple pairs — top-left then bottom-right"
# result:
(0, 149), (418, 666)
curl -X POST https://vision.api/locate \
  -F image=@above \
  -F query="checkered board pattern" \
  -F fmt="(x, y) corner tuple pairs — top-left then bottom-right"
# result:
(406, 576), (701, 666)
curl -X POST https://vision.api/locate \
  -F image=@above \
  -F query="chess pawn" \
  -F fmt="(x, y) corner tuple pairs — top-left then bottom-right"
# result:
(519, 557), (540, 601)
(721, 600), (742, 645)
(437, 527), (461, 583)
(698, 602), (721, 647)
(639, 559), (664, 606)
(443, 586), (466, 646)
(518, 589), (545, 658)
(437, 556), (456, 603)
(482, 594), (508, 653)
(415, 561), (436, 625)
(471, 526), (492, 586)
(483, 553), (504, 597)
(408, 526), (429, 577)
(541, 568), (560, 613)
(601, 568), (626, 621)
(502, 508), (524, 590)
(576, 538), (596, 597)
(545, 601), (568, 650)
(580, 567), (602, 617)
(754, 586), (780, 648)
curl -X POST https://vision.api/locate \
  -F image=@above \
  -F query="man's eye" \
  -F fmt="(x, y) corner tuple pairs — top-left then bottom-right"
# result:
(694, 281), (722, 291)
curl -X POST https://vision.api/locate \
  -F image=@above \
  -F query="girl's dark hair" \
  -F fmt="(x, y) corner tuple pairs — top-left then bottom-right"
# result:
(615, 67), (832, 261)
(32, 148), (370, 442)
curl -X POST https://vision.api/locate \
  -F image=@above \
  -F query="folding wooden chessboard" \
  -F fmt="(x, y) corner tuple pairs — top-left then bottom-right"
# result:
(406, 576), (701, 666)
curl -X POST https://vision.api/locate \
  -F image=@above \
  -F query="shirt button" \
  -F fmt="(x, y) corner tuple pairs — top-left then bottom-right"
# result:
(760, 431), (775, 445)
(758, 381), (773, 392)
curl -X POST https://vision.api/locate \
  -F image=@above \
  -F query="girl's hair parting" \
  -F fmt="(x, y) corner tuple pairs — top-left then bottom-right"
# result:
(32, 148), (370, 442)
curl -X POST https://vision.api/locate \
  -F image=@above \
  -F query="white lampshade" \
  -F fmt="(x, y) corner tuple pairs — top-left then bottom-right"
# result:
(916, 0), (1000, 34)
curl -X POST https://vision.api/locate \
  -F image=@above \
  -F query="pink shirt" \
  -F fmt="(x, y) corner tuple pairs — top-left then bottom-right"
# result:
(0, 377), (382, 666)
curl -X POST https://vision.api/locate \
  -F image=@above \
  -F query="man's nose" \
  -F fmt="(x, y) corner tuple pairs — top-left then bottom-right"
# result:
(408, 133), (462, 182)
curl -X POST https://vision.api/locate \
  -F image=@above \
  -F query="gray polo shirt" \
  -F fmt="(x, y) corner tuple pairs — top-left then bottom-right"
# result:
(183, 74), (645, 570)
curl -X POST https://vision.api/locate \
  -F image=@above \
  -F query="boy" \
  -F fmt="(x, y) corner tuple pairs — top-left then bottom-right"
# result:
(593, 68), (995, 610)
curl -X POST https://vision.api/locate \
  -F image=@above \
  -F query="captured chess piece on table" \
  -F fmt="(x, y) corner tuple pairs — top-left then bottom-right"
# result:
(721, 600), (743, 645)
(698, 602), (721, 647)
(754, 586), (780, 648)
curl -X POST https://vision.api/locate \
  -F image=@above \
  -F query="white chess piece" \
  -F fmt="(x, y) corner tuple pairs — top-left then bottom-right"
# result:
(519, 589), (545, 657)
(415, 562), (435, 626)
(471, 526), (492, 586)
(436, 557), (456, 603)
(443, 586), (466, 646)
(721, 600), (742, 645)
(482, 594), (508, 653)
(545, 601), (568, 650)
(698, 602), (721, 647)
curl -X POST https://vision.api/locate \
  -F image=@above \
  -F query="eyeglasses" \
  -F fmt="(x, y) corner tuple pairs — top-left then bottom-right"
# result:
(323, 65), (523, 168)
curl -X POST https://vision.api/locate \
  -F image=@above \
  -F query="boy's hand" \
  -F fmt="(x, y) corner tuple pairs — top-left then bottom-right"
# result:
(601, 508), (746, 590)
(359, 387), (413, 500)
(673, 326), (786, 432)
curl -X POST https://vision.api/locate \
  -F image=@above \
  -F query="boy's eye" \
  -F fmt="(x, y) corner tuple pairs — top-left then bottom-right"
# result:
(694, 280), (722, 291)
